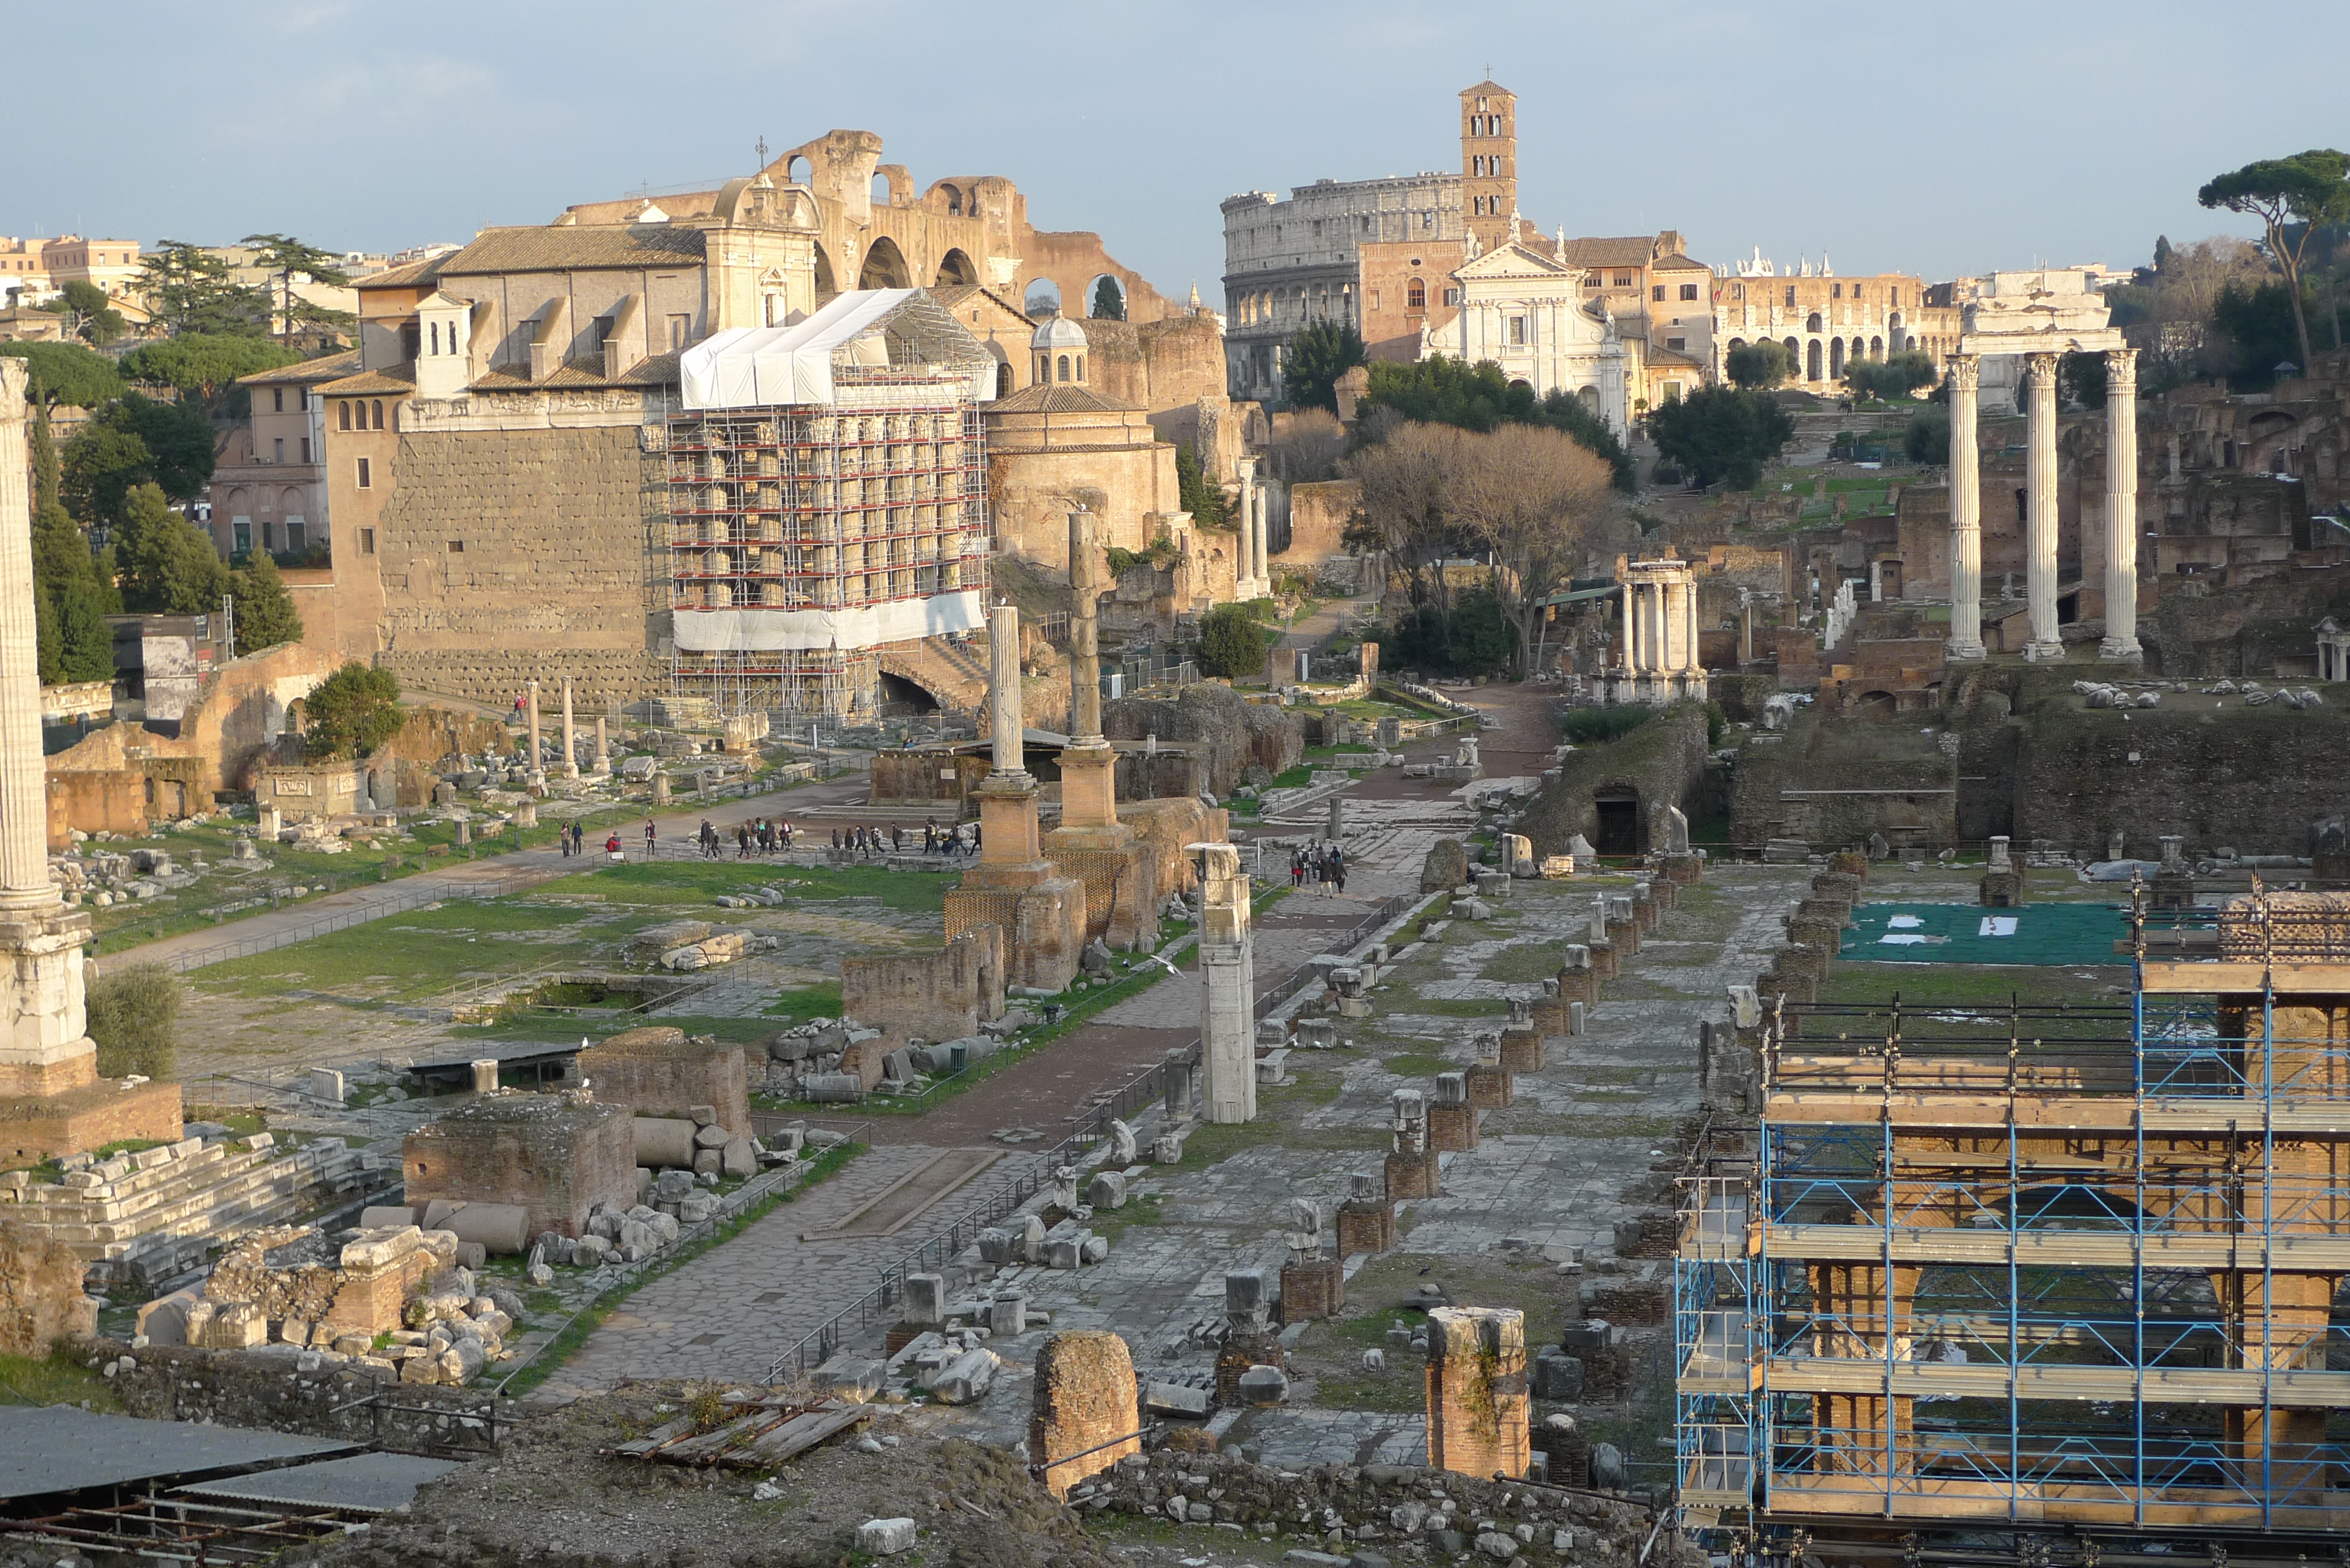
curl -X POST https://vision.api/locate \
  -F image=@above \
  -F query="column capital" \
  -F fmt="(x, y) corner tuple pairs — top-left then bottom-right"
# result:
(2105, 346), (2138, 392)
(1944, 353), (1979, 392)
(2023, 350), (2059, 381)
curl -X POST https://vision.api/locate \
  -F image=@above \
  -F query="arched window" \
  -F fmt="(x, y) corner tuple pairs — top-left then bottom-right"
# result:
(1784, 336), (1799, 368)
(429, 322), (439, 355)
(1407, 277), (1425, 310)
(1870, 335), (1883, 357)
(1829, 338), (1845, 378)
(1057, 354), (1070, 382)
(1075, 355), (1084, 381)
(337, 401), (350, 431)
(1805, 312), (1822, 334)
(1806, 340), (1822, 381)
(996, 362), (1011, 399)
(371, 399), (384, 429)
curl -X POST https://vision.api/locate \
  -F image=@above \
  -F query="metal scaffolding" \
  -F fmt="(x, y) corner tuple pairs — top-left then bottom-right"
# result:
(1677, 885), (2350, 1556)
(660, 399), (988, 719)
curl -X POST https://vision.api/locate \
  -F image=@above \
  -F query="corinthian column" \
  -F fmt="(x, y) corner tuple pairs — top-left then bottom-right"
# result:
(2023, 352), (2063, 660)
(1252, 486), (1271, 593)
(2099, 348), (2142, 661)
(0, 367), (50, 912)
(525, 679), (545, 788)
(990, 600), (1026, 781)
(1944, 355), (1985, 659)
(1234, 458), (1260, 597)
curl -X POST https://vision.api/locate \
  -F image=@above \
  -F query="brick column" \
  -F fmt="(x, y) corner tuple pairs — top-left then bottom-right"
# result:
(1031, 1329), (1140, 1499)
(1425, 1307), (1531, 1481)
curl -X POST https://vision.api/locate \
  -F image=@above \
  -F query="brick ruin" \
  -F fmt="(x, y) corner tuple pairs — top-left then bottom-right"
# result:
(1424, 1305), (1532, 1482)
(0, 1214), (96, 1355)
(840, 923), (1006, 1065)
(1031, 1328), (1141, 1499)
(402, 1092), (635, 1240)
(575, 1027), (751, 1134)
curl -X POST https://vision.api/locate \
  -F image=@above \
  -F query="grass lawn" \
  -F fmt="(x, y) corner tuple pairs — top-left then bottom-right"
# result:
(192, 898), (608, 1003)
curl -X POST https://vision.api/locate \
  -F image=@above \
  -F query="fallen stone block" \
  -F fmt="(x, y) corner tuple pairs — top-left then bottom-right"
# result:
(858, 1519), (919, 1557)
(927, 1348), (999, 1405)
(1146, 1380), (1210, 1416)
(814, 1354), (887, 1400)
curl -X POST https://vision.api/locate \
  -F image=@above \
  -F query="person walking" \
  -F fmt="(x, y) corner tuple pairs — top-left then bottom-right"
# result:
(644, 818), (658, 859)
(737, 822), (752, 859)
(1290, 849), (1304, 889)
(1331, 846), (1347, 895)
(891, 824), (903, 854)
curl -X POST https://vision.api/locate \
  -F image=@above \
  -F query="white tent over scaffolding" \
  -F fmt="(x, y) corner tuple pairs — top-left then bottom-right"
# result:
(680, 288), (998, 410)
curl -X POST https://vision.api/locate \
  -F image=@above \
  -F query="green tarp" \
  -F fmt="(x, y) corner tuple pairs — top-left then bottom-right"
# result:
(1842, 902), (2129, 966)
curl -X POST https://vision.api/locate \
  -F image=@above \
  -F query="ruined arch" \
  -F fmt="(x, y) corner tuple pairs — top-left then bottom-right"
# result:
(1024, 278), (1062, 317)
(935, 248), (978, 287)
(1829, 338), (1845, 378)
(786, 156), (812, 186)
(1807, 340), (1822, 381)
(858, 235), (910, 291)
(1805, 311), (1823, 334)
(813, 243), (839, 302)
(1782, 336), (1799, 370)
(932, 182), (965, 216)
(1085, 274), (1126, 320)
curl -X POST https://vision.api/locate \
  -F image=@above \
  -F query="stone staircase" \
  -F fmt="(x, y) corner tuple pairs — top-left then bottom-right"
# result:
(1, 1132), (388, 1287)
(876, 635), (991, 716)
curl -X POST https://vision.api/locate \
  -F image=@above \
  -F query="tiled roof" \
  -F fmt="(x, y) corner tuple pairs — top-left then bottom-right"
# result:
(1557, 236), (1660, 270)
(466, 350), (682, 391)
(931, 284), (1034, 325)
(238, 348), (362, 387)
(316, 364), (417, 395)
(355, 256), (447, 291)
(1651, 253), (1710, 271)
(986, 383), (1142, 416)
(438, 225), (706, 276)
(1646, 345), (1706, 368)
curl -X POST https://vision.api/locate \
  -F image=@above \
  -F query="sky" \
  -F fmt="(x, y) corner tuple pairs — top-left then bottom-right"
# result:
(14, 0), (2343, 299)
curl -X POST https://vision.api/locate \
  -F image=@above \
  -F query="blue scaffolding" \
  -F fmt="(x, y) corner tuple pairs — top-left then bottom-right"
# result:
(1676, 884), (2350, 1547)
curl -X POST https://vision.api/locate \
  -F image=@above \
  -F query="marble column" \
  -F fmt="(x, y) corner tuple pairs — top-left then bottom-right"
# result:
(0, 366), (50, 914)
(1067, 511), (1103, 744)
(559, 678), (578, 780)
(593, 716), (611, 773)
(2023, 352), (2062, 659)
(2100, 348), (2142, 661)
(1234, 458), (1260, 596)
(1198, 842), (1257, 1124)
(525, 680), (545, 788)
(1944, 356), (1985, 659)
(1683, 574), (1702, 674)
(1619, 579), (1635, 675)
(990, 601), (1025, 780)
(1252, 487), (1271, 592)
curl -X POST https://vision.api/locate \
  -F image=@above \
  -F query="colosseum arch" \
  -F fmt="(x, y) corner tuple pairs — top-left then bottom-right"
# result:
(858, 236), (910, 290)
(1024, 278), (1062, 317)
(1085, 274), (1127, 320)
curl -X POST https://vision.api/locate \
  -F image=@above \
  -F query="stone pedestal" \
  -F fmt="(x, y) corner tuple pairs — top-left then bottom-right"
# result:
(1425, 1307), (1531, 1481)
(1428, 1071), (1477, 1152)
(1336, 1172), (1397, 1254)
(1499, 1022), (1544, 1074)
(1464, 1057), (1514, 1110)
(1197, 842), (1257, 1124)
(1031, 1329), (1141, 1499)
(1280, 1255), (1344, 1320)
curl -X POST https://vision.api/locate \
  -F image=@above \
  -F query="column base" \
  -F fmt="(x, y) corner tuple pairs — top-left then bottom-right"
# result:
(2098, 636), (2144, 662)
(1945, 638), (1987, 661)
(2023, 641), (2066, 663)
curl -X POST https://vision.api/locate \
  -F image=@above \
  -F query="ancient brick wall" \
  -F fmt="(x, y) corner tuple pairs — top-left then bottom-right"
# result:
(1103, 684), (1303, 799)
(841, 925), (1004, 1050)
(106, 1340), (519, 1445)
(575, 1030), (751, 1135)
(1030, 1328), (1141, 1498)
(1281, 480), (1359, 569)
(376, 426), (663, 706)
(401, 1096), (635, 1238)
(0, 1216), (95, 1355)
(1517, 703), (1709, 859)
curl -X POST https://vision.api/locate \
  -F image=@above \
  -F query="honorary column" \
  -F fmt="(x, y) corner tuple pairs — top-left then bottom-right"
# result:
(990, 600), (1025, 779)
(2099, 348), (2142, 661)
(1944, 355), (1985, 659)
(2023, 352), (2062, 659)
(0, 363), (49, 908)
(1233, 458), (1260, 596)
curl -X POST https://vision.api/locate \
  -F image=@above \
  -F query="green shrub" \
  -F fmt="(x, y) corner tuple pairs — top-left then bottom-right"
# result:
(87, 964), (180, 1080)
(1197, 604), (1276, 678)
(1561, 704), (1653, 745)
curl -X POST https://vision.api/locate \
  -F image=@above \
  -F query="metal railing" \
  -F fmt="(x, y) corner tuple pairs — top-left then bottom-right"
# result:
(492, 1118), (871, 1396)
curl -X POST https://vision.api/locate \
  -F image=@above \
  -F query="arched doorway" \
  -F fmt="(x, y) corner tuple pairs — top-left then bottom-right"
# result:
(1806, 340), (1823, 381)
(1594, 786), (1644, 857)
(858, 236), (909, 290)
(1829, 338), (1845, 378)
(1855, 690), (1898, 721)
(1023, 278), (1062, 317)
(1085, 274), (1127, 320)
(935, 248), (977, 287)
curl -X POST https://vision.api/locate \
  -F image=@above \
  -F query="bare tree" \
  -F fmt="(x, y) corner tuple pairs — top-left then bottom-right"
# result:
(1342, 421), (1468, 622)
(1446, 424), (1619, 674)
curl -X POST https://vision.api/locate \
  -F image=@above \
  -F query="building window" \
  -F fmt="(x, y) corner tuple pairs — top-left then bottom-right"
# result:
(356, 457), (371, 489)
(1443, 286), (1460, 306)
(1890, 287), (1900, 306)
(272, 388), (283, 412)
(360, 528), (375, 555)
(1832, 283), (1843, 299)
(1680, 283), (1700, 301)
(1057, 354), (1070, 382)
(372, 399), (384, 429)
(1075, 355), (1084, 381)
(233, 521), (250, 554)
(337, 400), (350, 431)
(1369, 289), (1381, 311)
(299, 437), (311, 463)
(273, 437), (284, 464)
(1406, 278), (1425, 310)
(1422, 211), (1433, 230)
(1786, 286), (1797, 307)
(447, 539), (464, 553)
(1652, 285), (1665, 302)
(1666, 337), (1686, 351)
(430, 322), (441, 355)
(1614, 273), (1633, 287)
(1507, 316), (1528, 346)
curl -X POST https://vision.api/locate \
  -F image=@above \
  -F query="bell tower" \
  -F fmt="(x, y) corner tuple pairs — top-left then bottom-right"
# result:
(1461, 80), (1517, 255)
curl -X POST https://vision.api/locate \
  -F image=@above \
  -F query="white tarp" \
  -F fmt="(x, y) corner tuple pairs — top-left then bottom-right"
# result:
(681, 290), (919, 409)
(672, 590), (985, 652)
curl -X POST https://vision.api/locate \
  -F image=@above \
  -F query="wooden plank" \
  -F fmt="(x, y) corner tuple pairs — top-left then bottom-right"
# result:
(659, 1412), (769, 1462)
(611, 1416), (695, 1457)
(1765, 1222), (2350, 1272)
(1761, 1357), (2350, 1407)
(741, 1402), (867, 1465)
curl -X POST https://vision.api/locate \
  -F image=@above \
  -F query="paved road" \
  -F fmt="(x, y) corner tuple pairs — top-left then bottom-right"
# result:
(96, 773), (879, 976)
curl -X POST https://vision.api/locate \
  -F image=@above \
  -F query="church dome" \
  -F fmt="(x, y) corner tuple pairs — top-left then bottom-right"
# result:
(1031, 312), (1089, 386)
(1031, 314), (1088, 350)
